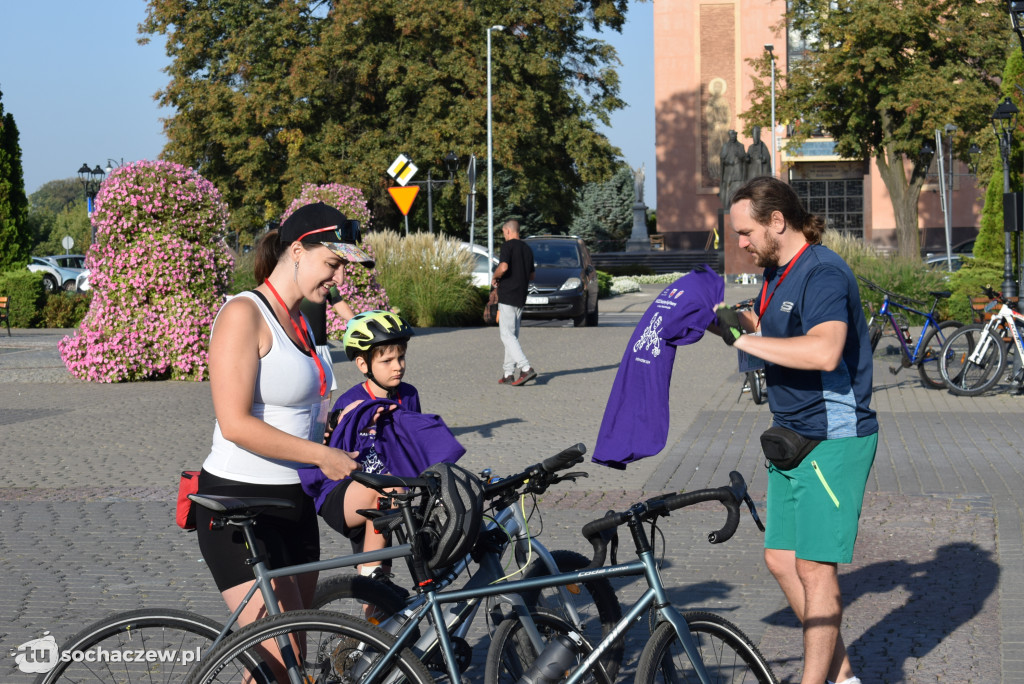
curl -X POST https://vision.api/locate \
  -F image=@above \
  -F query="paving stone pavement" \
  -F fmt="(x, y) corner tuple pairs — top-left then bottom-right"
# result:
(0, 282), (1021, 683)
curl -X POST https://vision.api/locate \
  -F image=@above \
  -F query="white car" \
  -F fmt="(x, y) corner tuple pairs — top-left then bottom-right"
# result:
(76, 269), (91, 292)
(27, 255), (86, 293)
(460, 242), (499, 288)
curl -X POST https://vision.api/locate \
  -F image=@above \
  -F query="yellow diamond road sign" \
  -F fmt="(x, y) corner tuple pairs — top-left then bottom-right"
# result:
(387, 154), (419, 186)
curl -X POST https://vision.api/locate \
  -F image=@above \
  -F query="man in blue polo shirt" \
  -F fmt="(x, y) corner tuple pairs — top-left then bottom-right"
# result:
(713, 176), (876, 684)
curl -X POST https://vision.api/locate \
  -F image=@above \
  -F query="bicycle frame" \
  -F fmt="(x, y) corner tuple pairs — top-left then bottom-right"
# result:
(873, 294), (944, 364)
(357, 558), (648, 684)
(359, 522), (722, 684)
(340, 491), (587, 679)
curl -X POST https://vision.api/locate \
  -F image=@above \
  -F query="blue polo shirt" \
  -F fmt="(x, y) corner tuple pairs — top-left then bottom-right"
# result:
(755, 244), (877, 440)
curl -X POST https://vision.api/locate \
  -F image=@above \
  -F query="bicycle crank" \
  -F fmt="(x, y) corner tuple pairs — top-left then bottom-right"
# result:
(426, 636), (472, 673)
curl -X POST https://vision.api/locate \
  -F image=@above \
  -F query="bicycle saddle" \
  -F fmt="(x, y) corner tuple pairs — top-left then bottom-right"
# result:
(351, 471), (430, 493)
(188, 493), (295, 515)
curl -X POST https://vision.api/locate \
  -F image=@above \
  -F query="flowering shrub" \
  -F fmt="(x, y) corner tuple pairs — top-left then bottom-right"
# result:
(58, 161), (233, 382)
(609, 277), (641, 295)
(282, 184), (390, 339)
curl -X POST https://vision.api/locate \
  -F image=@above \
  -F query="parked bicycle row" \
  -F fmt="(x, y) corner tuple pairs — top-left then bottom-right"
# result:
(38, 446), (776, 684)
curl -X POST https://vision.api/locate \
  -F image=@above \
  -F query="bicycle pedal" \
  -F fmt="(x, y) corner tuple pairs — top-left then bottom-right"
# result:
(888, 366), (901, 376)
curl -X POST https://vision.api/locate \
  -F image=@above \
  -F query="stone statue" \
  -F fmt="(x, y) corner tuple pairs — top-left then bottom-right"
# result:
(633, 163), (646, 205)
(719, 130), (748, 209)
(746, 126), (772, 180)
(704, 78), (730, 183)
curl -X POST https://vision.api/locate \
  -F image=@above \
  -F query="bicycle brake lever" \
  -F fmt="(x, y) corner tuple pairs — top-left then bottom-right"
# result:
(743, 494), (765, 532)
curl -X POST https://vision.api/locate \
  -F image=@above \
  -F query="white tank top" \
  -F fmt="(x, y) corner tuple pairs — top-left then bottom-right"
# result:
(202, 291), (335, 484)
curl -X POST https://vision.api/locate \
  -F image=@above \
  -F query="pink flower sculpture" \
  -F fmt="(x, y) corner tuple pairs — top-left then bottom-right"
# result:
(59, 160), (233, 382)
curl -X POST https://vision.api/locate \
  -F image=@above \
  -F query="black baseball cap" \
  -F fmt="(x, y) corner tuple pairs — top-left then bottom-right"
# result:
(279, 202), (374, 267)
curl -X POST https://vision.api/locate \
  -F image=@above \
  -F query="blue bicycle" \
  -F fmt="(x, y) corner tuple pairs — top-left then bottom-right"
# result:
(858, 276), (963, 389)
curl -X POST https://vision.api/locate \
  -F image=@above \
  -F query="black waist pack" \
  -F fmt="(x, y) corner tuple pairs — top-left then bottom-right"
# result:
(760, 426), (821, 471)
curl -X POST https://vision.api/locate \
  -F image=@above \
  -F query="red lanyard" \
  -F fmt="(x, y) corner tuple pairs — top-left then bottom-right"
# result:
(263, 279), (327, 397)
(364, 380), (402, 404)
(758, 242), (811, 322)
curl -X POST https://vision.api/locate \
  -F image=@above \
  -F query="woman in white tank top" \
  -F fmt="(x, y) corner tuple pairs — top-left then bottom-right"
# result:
(196, 203), (376, 679)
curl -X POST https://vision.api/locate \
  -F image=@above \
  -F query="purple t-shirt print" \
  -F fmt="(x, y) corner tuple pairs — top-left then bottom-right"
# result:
(592, 267), (723, 469)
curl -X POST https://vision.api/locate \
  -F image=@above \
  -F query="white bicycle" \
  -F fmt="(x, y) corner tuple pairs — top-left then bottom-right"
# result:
(939, 286), (1024, 396)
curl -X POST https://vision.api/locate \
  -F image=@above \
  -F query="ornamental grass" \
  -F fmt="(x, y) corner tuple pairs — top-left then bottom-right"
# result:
(364, 232), (480, 327)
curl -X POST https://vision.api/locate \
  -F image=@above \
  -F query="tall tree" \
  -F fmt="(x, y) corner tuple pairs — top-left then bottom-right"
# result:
(0, 88), (30, 271)
(742, 0), (1007, 258)
(27, 178), (86, 252)
(140, 0), (627, 236)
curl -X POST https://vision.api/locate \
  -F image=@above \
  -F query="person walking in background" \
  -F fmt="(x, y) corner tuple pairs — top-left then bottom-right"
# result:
(711, 177), (876, 684)
(491, 219), (537, 386)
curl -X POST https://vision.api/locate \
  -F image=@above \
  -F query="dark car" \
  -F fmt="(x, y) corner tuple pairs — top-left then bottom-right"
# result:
(925, 238), (974, 259)
(521, 236), (599, 327)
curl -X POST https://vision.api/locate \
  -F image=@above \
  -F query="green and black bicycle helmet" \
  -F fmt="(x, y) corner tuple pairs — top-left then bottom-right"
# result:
(342, 310), (414, 361)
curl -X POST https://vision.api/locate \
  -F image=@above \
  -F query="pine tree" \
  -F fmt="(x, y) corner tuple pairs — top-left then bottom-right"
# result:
(570, 165), (634, 252)
(0, 89), (30, 271)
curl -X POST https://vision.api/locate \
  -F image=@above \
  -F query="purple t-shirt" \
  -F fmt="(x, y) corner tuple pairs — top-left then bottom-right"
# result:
(298, 381), (421, 511)
(591, 267), (723, 469)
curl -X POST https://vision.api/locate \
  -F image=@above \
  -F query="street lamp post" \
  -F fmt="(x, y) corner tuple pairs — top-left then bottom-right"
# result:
(77, 163), (105, 244)
(486, 24), (505, 282)
(765, 44), (776, 177)
(104, 158), (125, 174)
(992, 96), (1019, 299)
(1010, 1), (1024, 51)
(921, 124), (977, 272)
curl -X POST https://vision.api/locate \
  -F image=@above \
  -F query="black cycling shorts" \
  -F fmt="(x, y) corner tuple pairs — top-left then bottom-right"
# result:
(318, 479), (368, 554)
(195, 470), (320, 592)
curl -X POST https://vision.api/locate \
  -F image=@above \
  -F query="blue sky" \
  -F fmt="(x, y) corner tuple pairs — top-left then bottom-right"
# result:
(0, 1), (655, 207)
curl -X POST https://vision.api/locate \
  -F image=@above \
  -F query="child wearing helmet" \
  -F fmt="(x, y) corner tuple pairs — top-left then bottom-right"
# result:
(299, 310), (417, 585)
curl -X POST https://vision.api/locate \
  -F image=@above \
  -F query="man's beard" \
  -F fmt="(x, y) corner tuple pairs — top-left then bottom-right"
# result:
(751, 230), (782, 268)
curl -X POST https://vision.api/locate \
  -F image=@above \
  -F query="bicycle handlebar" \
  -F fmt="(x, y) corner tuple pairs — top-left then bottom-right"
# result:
(856, 275), (930, 307)
(581, 471), (758, 570)
(481, 443), (587, 501)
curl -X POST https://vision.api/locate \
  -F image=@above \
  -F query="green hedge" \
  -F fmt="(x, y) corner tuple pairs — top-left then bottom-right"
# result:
(597, 270), (613, 298)
(41, 291), (93, 328)
(0, 270), (47, 328)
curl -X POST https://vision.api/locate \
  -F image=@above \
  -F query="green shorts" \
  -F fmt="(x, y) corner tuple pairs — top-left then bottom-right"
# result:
(764, 432), (877, 563)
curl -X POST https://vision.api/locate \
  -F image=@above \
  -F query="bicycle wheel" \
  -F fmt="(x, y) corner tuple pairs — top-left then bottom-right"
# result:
(747, 370), (766, 405)
(916, 319), (962, 390)
(868, 320), (883, 353)
(184, 609), (433, 684)
(34, 608), (244, 684)
(312, 573), (410, 626)
(518, 549), (623, 680)
(636, 611), (777, 684)
(939, 323), (1006, 396)
(484, 609), (611, 684)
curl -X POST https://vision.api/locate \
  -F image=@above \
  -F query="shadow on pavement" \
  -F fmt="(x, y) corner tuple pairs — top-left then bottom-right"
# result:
(763, 541), (998, 682)
(529, 363), (620, 385)
(449, 417), (525, 439)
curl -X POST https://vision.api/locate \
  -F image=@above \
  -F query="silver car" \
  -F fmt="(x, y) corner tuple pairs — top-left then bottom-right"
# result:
(27, 255), (86, 293)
